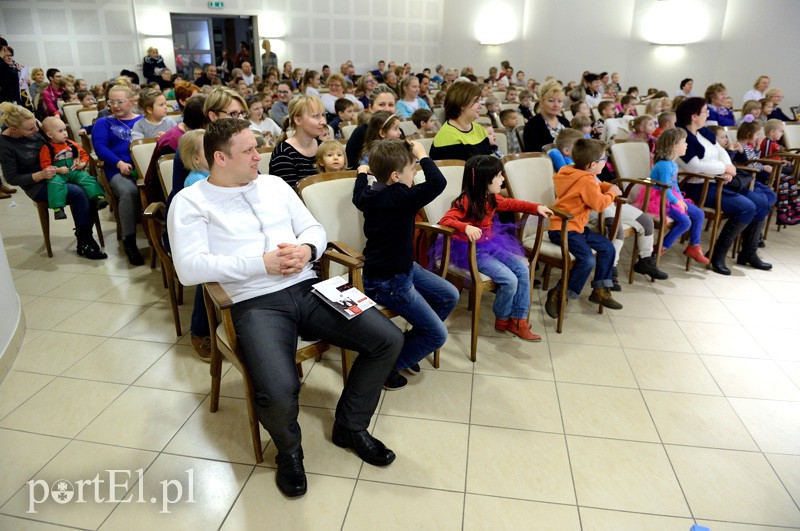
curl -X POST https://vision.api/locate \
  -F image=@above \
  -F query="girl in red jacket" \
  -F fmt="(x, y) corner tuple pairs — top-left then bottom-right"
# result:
(438, 156), (552, 341)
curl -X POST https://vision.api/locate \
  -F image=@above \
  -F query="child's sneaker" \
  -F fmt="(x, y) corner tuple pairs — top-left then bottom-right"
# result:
(54, 208), (67, 220)
(777, 213), (800, 226)
(683, 244), (710, 264)
(634, 255), (669, 280)
(95, 196), (109, 210)
(589, 288), (623, 310)
(383, 370), (407, 391)
(506, 318), (542, 342)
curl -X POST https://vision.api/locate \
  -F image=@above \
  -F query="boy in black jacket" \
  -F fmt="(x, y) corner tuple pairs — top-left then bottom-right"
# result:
(353, 139), (459, 390)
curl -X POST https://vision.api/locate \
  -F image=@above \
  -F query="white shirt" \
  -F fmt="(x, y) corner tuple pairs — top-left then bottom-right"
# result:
(742, 89), (765, 104)
(168, 175), (327, 303)
(242, 73), (255, 86)
(321, 93), (363, 115)
(678, 131), (731, 184)
(250, 117), (282, 138)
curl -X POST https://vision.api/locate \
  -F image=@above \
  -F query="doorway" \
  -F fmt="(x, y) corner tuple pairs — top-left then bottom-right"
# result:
(170, 14), (256, 82)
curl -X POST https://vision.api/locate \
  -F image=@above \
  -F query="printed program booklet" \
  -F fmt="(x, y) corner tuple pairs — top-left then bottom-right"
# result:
(312, 276), (376, 319)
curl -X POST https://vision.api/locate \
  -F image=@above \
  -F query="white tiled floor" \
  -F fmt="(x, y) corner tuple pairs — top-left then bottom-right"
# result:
(1, 197), (800, 530)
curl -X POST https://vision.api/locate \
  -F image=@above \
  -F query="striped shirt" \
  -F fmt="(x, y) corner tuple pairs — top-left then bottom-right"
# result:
(268, 140), (318, 188)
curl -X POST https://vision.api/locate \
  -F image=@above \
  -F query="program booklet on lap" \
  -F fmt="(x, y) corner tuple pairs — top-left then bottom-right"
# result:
(312, 276), (376, 319)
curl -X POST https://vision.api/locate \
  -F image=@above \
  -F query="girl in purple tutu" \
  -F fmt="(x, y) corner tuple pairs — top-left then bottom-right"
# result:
(437, 156), (552, 341)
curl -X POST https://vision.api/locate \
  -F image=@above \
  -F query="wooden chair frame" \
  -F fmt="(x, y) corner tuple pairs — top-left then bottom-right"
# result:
(142, 203), (184, 336)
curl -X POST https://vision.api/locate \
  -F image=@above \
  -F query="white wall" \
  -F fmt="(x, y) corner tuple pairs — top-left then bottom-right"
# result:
(439, 0), (800, 106)
(1, 0), (798, 106)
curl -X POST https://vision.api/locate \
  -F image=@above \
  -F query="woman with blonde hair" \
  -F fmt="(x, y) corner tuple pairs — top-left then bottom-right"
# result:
(0, 101), (106, 257)
(143, 46), (167, 84)
(269, 95), (327, 187)
(523, 80), (570, 153)
(742, 75), (770, 105)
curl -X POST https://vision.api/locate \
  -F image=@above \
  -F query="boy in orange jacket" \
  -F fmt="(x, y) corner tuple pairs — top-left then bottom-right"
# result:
(40, 116), (107, 219)
(545, 138), (622, 318)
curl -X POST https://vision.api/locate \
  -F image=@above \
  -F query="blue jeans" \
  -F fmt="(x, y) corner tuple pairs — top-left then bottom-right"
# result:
(34, 182), (91, 228)
(548, 228), (614, 299)
(363, 263), (459, 370)
(230, 278), (402, 455)
(476, 248), (530, 319)
(684, 181), (776, 225)
(663, 202), (705, 248)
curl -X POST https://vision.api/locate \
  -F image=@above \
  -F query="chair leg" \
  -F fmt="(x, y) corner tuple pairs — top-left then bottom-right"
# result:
(209, 348), (223, 413)
(542, 265), (552, 290)
(628, 236), (637, 284)
(556, 269), (568, 334)
(242, 380), (264, 463)
(93, 210), (105, 248)
(469, 287), (481, 362)
(295, 362), (303, 379)
(432, 348), (440, 369)
(165, 274), (182, 337)
(36, 202), (53, 258)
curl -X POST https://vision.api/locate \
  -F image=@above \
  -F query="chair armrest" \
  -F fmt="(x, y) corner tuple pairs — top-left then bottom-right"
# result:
(678, 171), (724, 183)
(415, 221), (456, 237)
(320, 249), (363, 269)
(747, 158), (784, 166)
(733, 166), (759, 174)
(614, 196), (628, 205)
(142, 202), (161, 218)
(326, 240), (363, 260)
(550, 207), (573, 220)
(204, 281), (234, 310)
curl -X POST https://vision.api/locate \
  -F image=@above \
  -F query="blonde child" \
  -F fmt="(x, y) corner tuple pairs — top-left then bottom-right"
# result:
(736, 100), (761, 126)
(180, 130), (210, 187)
(499, 109), (520, 154)
(570, 101), (591, 118)
(247, 96), (281, 145)
(485, 96), (501, 128)
(642, 128), (709, 262)
(131, 88), (176, 141)
(359, 110), (402, 165)
(547, 128), (583, 171)
(629, 114), (657, 161)
(438, 155), (553, 341)
(653, 111), (675, 139)
(39, 116), (107, 220)
(644, 99), (662, 118)
(571, 115), (593, 138)
(316, 140), (348, 173)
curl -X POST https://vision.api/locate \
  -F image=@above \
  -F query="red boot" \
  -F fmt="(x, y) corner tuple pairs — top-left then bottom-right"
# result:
(507, 318), (542, 342)
(495, 318), (510, 333)
(683, 244), (710, 264)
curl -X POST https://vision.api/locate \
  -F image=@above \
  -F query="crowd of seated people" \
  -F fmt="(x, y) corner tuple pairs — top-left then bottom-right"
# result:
(3, 33), (800, 496)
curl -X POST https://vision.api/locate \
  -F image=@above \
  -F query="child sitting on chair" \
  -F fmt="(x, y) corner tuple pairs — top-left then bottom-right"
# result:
(180, 130), (210, 187)
(39, 116), (107, 220)
(499, 109), (521, 154)
(410, 108), (438, 138)
(316, 139), (348, 173)
(353, 139), (459, 390)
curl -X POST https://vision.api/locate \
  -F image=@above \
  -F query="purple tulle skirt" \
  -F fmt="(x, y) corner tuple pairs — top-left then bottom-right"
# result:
(428, 217), (526, 270)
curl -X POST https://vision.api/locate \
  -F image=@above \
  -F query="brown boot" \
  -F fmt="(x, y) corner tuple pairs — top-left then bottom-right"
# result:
(0, 184), (17, 194)
(0, 189), (10, 199)
(494, 318), (510, 333)
(506, 318), (542, 342)
(589, 288), (623, 310)
(191, 334), (212, 363)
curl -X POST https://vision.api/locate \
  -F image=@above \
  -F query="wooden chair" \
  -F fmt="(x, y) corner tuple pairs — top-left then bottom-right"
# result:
(156, 154), (175, 201)
(77, 108), (99, 174)
(500, 103), (519, 112)
(502, 153), (623, 333)
(61, 103), (83, 141)
(296, 171), (443, 369)
(514, 125), (526, 152)
(142, 203), (183, 336)
(34, 200), (105, 258)
(417, 136), (434, 153)
(415, 159), (496, 362)
(782, 124), (800, 150)
(677, 171), (727, 271)
(203, 282), (333, 464)
(130, 139), (159, 268)
(341, 124), (358, 141)
(494, 130), (508, 155)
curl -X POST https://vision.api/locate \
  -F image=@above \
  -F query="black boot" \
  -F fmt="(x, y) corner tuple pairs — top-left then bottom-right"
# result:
(709, 219), (747, 275)
(123, 235), (144, 266)
(633, 255), (669, 281)
(736, 219), (772, 271)
(75, 226), (107, 260)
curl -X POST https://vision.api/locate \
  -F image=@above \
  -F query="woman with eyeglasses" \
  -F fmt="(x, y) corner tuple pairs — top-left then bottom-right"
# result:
(320, 74), (363, 116)
(0, 101), (106, 258)
(92, 84), (143, 264)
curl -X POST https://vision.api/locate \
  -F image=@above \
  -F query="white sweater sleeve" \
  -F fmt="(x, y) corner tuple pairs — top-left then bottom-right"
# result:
(678, 133), (730, 175)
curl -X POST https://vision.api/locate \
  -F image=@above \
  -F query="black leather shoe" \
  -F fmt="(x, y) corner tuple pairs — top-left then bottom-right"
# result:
(275, 450), (307, 497)
(332, 422), (396, 466)
(737, 253), (772, 271)
(709, 255), (731, 275)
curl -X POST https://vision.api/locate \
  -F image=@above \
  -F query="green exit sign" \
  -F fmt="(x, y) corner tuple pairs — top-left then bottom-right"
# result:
(208, 1), (224, 8)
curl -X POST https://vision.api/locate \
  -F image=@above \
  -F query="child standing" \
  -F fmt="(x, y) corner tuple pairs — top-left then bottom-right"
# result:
(131, 88), (176, 141)
(39, 116), (107, 220)
(316, 140), (348, 173)
(438, 155), (553, 341)
(354, 139), (459, 390)
(545, 139), (623, 318)
(643, 128), (709, 262)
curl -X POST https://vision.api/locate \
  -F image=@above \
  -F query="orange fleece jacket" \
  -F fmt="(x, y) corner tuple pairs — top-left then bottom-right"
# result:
(39, 139), (90, 169)
(549, 165), (615, 233)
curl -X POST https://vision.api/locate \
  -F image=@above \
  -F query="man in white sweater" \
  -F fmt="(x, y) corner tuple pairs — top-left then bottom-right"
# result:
(168, 119), (402, 498)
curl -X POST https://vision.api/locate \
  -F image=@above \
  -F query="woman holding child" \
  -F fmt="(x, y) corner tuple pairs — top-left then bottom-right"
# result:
(523, 80), (570, 153)
(0, 101), (106, 258)
(677, 97), (775, 275)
